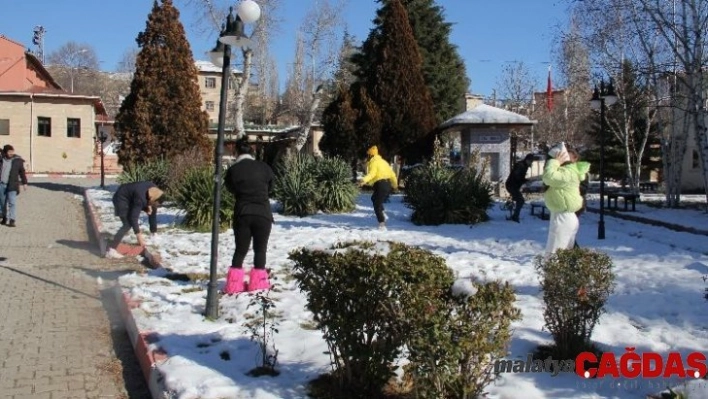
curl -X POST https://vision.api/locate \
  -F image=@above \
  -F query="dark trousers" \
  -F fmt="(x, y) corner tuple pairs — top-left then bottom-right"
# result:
(232, 215), (272, 269)
(506, 183), (524, 218)
(110, 216), (132, 249)
(371, 180), (392, 223)
(149, 204), (158, 233)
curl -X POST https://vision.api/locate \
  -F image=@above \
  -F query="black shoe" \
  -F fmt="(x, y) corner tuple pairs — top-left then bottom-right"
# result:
(7, 220), (15, 227)
(511, 215), (520, 223)
(0, 218), (5, 225)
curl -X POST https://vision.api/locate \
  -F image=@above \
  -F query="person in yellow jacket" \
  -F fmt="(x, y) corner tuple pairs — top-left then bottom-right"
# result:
(359, 146), (398, 230)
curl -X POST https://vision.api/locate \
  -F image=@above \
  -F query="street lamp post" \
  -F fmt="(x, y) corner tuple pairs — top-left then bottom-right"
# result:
(204, 1), (260, 320)
(589, 78), (617, 240)
(98, 130), (108, 189)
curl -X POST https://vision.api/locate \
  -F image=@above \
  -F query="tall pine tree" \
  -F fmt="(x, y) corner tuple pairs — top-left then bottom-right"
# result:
(355, 0), (469, 125)
(115, 0), (211, 167)
(361, 0), (437, 160)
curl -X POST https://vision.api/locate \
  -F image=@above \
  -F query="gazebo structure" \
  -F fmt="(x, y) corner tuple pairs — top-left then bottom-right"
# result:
(439, 96), (536, 193)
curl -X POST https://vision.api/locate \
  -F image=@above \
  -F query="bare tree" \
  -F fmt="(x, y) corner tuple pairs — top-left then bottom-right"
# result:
(182, 0), (283, 137)
(569, 1), (666, 194)
(281, 0), (347, 152)
(554, 17), (594, 149)
(495, 62), (536, 110)
(116, 48), (139, 75)
(47, 41), (100, 93)
(636, 0), (708, 206)
(567, 0), (707, 206)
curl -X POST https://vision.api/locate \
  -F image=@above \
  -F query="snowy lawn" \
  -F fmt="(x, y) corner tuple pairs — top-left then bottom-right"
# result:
(87, 186), (708, 399)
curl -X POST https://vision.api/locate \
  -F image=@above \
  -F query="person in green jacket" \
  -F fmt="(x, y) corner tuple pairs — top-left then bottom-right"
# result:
(542, 143), (591, 255)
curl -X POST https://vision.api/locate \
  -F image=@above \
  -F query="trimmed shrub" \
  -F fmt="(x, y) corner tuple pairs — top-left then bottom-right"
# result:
(273, 154), (358, 217)
(288, 241), (454, 397)
(403, 163), (493, 225)
(534, 248), (615, 359)
(174, 165), (234, 232)
(117, 158), (170, 191)
(405, 279), (521, 398)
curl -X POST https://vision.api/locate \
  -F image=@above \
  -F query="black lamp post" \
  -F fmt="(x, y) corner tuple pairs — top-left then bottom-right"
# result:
(590, 78), (617, 240)
(204, 1), (260, 320)
(98, 130), (108, 189)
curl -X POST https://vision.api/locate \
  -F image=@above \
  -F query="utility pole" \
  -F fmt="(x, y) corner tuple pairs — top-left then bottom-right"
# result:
(32, 26), (46, 64)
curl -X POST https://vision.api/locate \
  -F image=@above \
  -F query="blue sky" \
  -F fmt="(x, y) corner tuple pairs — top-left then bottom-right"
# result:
(1, 0), (570, 97)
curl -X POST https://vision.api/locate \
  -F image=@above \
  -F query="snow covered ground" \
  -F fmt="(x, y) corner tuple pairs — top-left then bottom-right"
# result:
(87, 186), (708, 399)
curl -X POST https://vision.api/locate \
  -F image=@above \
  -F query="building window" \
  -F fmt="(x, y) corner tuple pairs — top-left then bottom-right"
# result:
(37, 117), (51, 137)
(0, 119), (9, 136)
(205, 101), (215, 111)
(693, 150), (700, 169)
(67, 118), (81, 138)
(205, 77), (217, 88)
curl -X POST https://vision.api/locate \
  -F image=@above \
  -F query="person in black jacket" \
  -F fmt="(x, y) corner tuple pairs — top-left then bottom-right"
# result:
(505, 153), (535, 222)
(0, 145), (28, 227)
(105, 181), (164, 259)
(222, 139), (275, 294)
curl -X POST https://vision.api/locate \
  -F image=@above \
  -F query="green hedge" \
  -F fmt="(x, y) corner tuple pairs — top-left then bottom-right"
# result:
(289, 240), (520, 398)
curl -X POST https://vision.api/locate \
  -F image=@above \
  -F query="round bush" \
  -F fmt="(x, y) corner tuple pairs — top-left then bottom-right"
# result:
(534, 247), (616, 359)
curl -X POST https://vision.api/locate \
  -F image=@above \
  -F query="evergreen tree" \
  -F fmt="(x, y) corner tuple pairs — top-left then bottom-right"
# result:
(320, 85), (358, 162)
(361, 0), (437, 161)
(115, 0), (211, 167)
(354, 0), (469, 125)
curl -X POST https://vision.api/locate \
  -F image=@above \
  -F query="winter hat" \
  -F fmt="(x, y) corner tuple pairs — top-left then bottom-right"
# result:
(367, 146), (378, 156)
(147, 187), (164, 203)
(547, 142), (567, 159)
(524, 154), (535, 162)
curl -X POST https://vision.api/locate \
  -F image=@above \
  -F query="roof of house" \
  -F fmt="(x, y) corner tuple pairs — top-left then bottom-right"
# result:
(195, 60), (242, 74)
(440, 103), (536, 130)
(25, 51), (63, 91)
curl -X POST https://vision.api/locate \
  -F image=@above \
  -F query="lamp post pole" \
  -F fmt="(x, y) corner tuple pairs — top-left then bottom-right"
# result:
(205, 15), (234, 320)
(100, 133), (107, 189)
(204, 1), (260, 320)
(590, 78), (616, 240)
(598, 97), (606, 240)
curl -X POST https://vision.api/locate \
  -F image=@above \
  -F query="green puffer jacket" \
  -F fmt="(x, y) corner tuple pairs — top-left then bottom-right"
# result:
(542, 159), (591, 214)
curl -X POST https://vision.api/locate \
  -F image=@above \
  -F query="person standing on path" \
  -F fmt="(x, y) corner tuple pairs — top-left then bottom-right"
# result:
(223, 139), (275, 295)
(542, 143), (590, 254)
(505, 153), (535, 222)
(0, 145), (28, 227)
(359, 145), (398, 231)
(105, 181), (164, 259)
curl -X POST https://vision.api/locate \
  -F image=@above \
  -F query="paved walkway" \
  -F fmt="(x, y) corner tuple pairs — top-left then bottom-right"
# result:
(0, 179), (150, 399)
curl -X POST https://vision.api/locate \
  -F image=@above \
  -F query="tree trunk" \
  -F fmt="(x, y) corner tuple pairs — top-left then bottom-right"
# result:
(234, 49), (254, 139)
(294, 87), (324, 152)
(688, 75), (708, 212)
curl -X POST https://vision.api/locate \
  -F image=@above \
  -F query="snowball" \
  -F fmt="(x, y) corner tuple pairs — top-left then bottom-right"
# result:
(451, 279), (478, 298)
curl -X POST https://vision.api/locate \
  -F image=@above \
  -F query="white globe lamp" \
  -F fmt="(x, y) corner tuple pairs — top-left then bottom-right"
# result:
(237, 0), (261, 24)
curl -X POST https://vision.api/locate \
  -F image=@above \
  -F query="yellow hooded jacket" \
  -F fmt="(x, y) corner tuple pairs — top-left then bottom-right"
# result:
(361, 146), (398, 188)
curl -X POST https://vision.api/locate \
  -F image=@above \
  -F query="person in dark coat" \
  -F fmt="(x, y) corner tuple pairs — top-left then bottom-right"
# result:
(0, 145), (28, 227)
(105, 181), (164, 259)
(505, 153), (535, 222)
(222, 139), (275, 294)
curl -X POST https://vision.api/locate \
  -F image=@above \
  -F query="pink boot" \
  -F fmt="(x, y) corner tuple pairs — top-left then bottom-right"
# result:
(223, 267), (246, 295)
(248, 268), (271, 291)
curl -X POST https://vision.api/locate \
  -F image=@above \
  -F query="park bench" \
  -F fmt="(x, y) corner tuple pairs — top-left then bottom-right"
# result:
(529, 201), (549, 220)
(606, 192), (639, 212)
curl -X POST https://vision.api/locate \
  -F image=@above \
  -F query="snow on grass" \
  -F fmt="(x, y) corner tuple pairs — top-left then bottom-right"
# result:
(86, 186), (708, 399)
